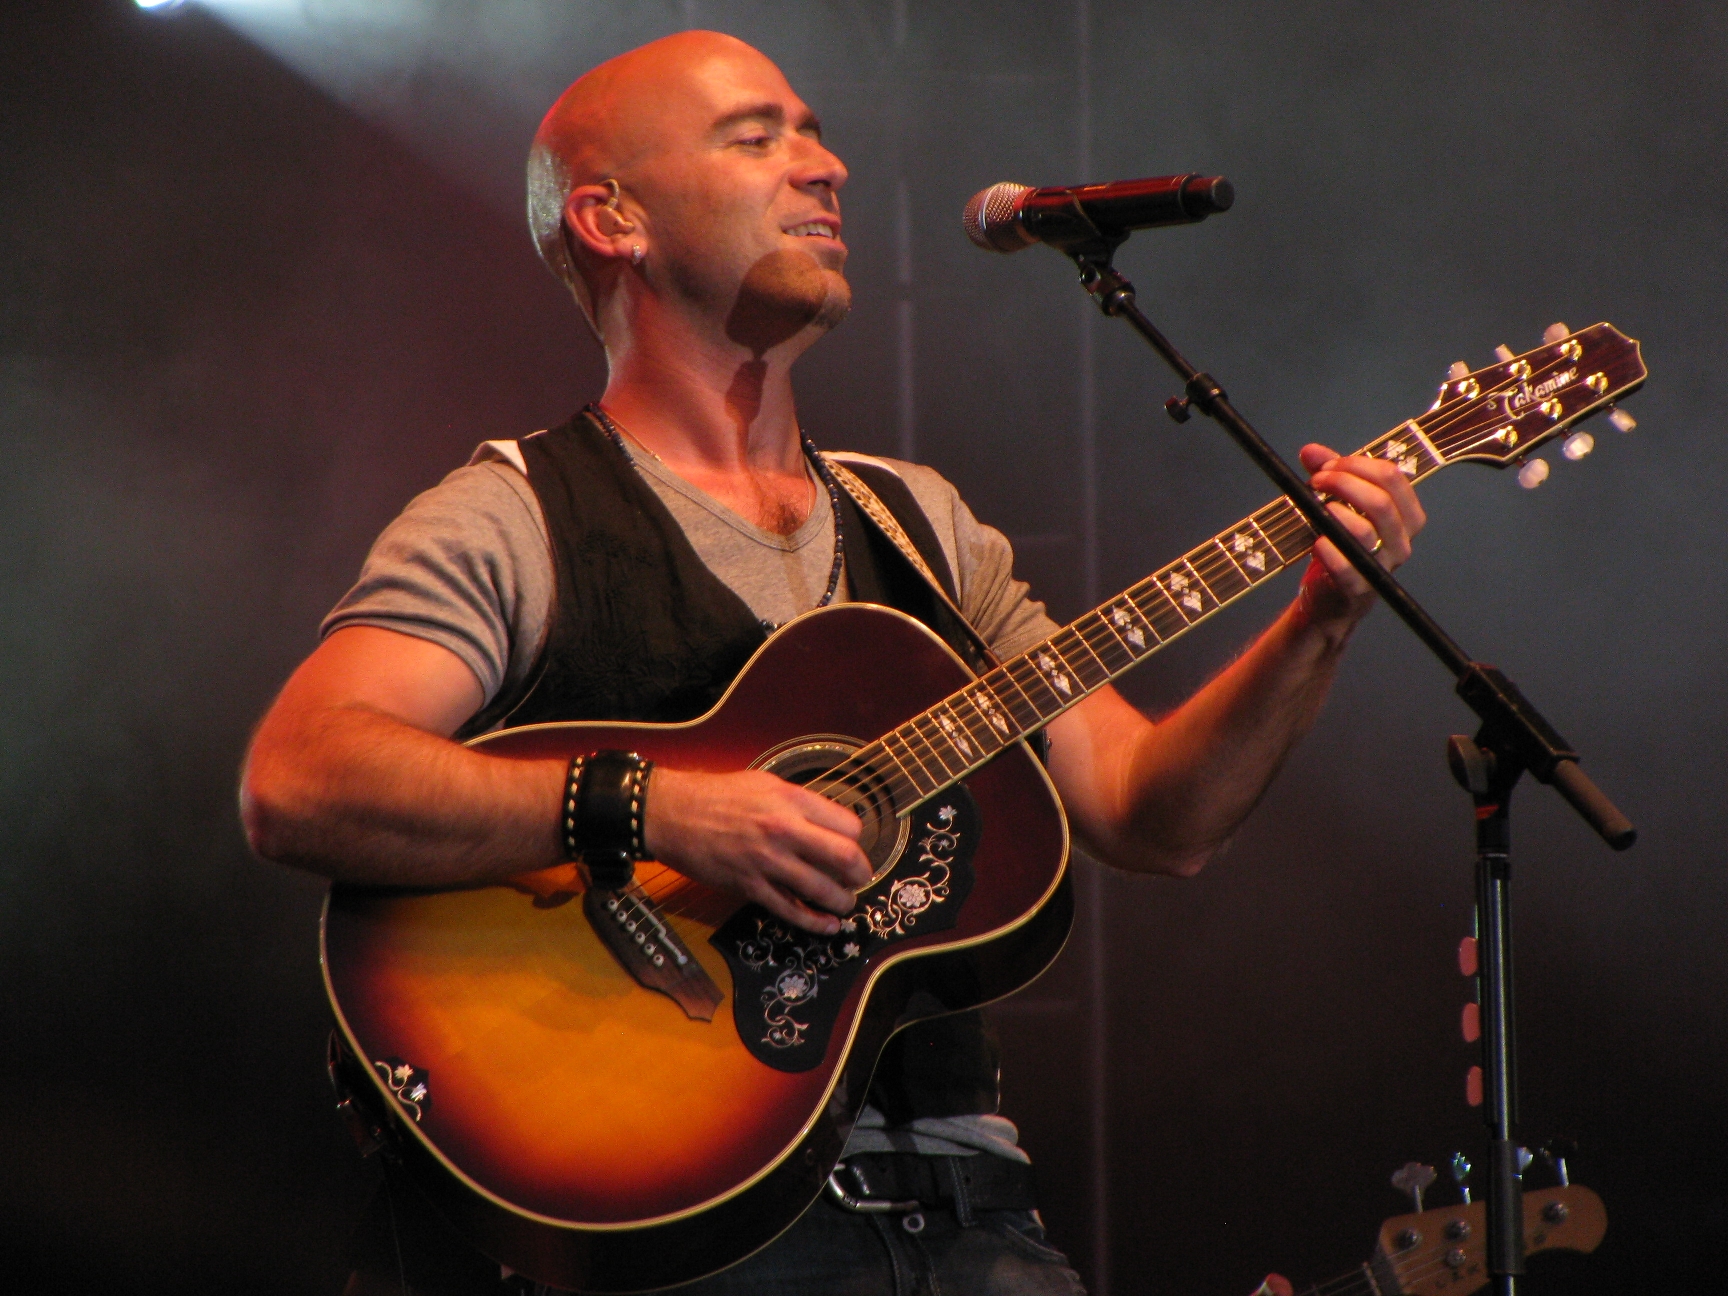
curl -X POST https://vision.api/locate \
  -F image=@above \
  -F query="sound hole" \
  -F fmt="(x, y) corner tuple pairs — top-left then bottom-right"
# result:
(752, 737), (909, 886)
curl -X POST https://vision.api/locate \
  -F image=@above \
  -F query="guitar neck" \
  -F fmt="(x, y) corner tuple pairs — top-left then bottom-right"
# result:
(832, 420), (1447, 814)
(813, 319), (1644, 816)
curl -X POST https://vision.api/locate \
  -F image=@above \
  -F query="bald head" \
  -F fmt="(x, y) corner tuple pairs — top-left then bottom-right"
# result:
(527, 31), (777, 308)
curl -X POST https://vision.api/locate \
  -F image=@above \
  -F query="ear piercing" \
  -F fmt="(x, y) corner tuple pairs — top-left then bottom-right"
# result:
(631, 245), (645, 266)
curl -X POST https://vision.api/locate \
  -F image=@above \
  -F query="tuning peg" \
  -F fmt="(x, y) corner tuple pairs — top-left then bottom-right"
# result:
(1607, 406), (1637, 433)
(1517, 1147), (1535, 1179)
(1494, 344), (1515, 362)
(1391, 1161), (1437, 1213)
(1562, 431), (1595, 460)
(1450, 1152), (1473, 1204)
(1541, 1138), (1579, 1186)
(1517, 458), (1550, 489)
(1448, 361), (1471, 381)
(1543, 322), (1572, 344)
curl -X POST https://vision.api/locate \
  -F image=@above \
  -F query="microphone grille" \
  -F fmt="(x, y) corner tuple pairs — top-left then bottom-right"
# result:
(962, 182), (1034, 252)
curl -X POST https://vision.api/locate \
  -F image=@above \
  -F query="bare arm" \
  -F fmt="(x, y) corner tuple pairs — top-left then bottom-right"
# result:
(1044, 444), (1426, 876)
(240, 626), (870, 931)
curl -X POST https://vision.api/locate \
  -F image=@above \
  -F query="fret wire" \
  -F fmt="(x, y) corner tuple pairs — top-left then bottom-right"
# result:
(1074, 610), (1138, 673)
(1050, 623), (1112, 687)
(1144, 571), (1192, 627)
(936, 698), (992, 764)
(830, 743), (916, 809)
(1179, 557), (1221, 604)
(1003, 652), (1064, 715)
(981, 663), (1045, 732)
(1156, 559), (1215, 621)
(901, 711), (960, 782)
(881, 730), (936, 795)
(1032, 637), (1089, 702)
(907, 710), (964, 779)
(961, 681), (1015, 750)
(1209, 534), (1256, 585)
(1216, 522), (1281, 583)
(946, 701), (1002, 770)
(1242, 517), (1288, 572)
(865, 740), (923, 806)
(1094, 599), (1147, 660)
(1198, 538), (1252, 597)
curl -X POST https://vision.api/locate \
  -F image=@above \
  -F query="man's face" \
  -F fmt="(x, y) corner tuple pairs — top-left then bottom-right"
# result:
(627, 45), (851, 353)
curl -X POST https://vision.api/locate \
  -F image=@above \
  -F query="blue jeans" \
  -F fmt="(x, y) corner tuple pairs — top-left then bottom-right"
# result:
(668, 1195), (1088, 1296)
(345, 1175), (1086, 1296)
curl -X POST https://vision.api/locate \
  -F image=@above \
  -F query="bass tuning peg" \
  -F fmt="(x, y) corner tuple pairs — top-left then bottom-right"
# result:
(1450, 1151), (1473, 1204)
(1391, 1161), (1437, 1213)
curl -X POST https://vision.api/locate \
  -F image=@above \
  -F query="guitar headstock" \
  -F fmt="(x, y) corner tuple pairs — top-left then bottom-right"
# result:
(1426, 323), (1646, 471)
(1371, 1185), (1607, 1295)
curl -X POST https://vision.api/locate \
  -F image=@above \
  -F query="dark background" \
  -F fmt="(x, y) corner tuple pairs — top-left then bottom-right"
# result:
(3, 2), (1723, 1292)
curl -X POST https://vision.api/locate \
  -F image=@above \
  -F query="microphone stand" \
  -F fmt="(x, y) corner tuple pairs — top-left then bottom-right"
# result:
(1061, 238), (1635, 1296)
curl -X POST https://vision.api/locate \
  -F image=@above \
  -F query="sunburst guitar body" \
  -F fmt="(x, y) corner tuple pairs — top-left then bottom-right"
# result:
(323, 604), (1074, 1293)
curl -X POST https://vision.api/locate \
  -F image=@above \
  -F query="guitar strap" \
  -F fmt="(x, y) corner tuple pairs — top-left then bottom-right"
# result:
(824, 457), (1003, 673)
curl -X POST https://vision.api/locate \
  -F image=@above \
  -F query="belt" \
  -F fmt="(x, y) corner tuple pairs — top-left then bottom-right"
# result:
(825, 1152), (1038, 1225)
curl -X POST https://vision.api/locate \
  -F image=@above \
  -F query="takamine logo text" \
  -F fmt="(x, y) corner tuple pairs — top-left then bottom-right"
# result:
(1502, 366), (1577, 415)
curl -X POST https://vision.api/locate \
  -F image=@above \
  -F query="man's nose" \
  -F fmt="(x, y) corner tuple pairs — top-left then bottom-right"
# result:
(792, 137), (848, 195)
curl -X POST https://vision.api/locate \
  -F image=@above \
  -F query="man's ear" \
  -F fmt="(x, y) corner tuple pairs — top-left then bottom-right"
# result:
(563, 184), (638, 261)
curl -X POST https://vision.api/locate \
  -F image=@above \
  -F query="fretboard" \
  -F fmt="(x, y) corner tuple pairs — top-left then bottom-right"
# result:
(812, 418), (1448, 816)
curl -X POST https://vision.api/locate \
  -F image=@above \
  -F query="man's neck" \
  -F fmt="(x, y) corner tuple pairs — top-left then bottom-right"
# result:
(598, 300), (809, 479)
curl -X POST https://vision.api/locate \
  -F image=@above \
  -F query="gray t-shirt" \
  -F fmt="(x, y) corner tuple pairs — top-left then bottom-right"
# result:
(323, 437), (1059, 1161)
(324, 439), (1058, 725)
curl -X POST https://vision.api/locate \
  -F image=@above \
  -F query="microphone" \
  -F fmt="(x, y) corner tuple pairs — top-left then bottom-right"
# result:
(962, 174), (1233, 254)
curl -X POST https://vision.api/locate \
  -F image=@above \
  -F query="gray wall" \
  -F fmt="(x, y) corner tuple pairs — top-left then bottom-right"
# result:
(3, 2), (1722, 1291)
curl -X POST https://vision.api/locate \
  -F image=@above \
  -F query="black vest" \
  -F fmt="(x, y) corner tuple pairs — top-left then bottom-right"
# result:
(503, 411), (1001, 1121)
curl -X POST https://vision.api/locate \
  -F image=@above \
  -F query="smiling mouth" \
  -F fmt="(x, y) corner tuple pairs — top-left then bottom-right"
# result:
(785, 222), (838, 239)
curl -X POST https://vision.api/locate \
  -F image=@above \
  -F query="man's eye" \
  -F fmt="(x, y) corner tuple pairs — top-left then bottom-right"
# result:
(736, 134), (772, 148)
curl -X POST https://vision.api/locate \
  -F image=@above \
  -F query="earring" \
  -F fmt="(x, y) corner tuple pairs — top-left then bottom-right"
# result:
(631, 245), (645, 266)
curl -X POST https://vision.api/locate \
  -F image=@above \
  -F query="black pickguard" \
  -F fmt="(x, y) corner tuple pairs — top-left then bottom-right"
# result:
(713, 787), (979, 1072)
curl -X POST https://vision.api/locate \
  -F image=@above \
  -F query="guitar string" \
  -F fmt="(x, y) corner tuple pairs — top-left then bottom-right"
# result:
(629, 342), (1620, 914)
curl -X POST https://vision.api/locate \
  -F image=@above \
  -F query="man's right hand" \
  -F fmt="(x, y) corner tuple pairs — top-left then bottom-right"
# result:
(644, 768), (871, 934)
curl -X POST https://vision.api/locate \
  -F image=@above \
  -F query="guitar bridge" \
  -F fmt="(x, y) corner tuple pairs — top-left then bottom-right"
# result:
(584, 883), (723, 1021)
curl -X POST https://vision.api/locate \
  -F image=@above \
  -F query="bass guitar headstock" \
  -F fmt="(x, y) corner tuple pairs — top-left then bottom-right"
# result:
(1371, 1184), (1607, 1295)
(1425, 322), (1646, 486)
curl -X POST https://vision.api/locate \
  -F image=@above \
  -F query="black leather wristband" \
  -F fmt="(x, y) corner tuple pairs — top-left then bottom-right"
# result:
(571, 750), (652, 891)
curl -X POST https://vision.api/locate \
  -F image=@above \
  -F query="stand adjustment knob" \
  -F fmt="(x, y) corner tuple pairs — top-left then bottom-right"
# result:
(1164, 396), (1192, 424)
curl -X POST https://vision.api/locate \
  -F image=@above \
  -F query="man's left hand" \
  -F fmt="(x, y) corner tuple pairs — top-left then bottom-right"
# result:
(1296, 442), (1427, 628)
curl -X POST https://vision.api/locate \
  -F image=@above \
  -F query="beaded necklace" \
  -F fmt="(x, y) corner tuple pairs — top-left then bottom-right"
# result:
(587, 403), (845, 633)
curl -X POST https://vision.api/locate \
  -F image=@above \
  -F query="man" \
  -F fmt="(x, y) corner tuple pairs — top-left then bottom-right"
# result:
(241, 30), (1424, 1296)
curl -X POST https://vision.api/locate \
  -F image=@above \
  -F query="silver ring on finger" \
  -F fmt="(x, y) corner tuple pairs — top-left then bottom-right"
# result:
(1369, 536), (1385, 555)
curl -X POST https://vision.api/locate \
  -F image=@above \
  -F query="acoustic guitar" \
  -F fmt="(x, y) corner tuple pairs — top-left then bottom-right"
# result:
(324, 324), (1644, 1291)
